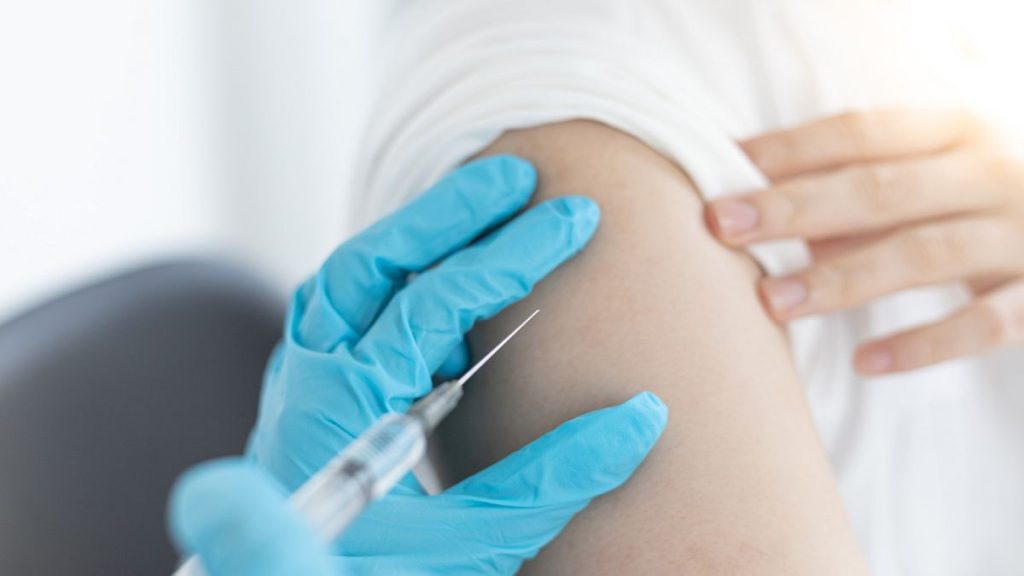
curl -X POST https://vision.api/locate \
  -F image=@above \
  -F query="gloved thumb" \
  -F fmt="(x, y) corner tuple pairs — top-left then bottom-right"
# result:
(444, 392), (667, 558)
(168, 458), (335, 576)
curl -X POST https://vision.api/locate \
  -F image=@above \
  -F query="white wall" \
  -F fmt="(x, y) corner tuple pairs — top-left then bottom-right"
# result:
(207, 0), (381, 289)
(0, 0), (376, 321)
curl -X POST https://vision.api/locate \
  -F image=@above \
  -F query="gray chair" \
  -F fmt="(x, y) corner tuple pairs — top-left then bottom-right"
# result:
(0, 260), (285, 575)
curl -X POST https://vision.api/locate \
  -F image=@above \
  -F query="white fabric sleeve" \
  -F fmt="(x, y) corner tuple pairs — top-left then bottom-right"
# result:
(350, 0), (833, 382)
(353, 0), (808, 275)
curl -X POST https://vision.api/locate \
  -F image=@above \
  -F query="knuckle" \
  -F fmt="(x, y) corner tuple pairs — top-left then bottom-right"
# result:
(807, 265), (850, 305)
(836, 111), (877, 150)
(956, 219), (1016, 271)
(897, 226), (960, 275)
(767, 186), (802, 228)
(986, 151), (1024, 191)
(400, 273), (454, 321)
(849, 165), (896, 213)
(428, 261), (527, 307)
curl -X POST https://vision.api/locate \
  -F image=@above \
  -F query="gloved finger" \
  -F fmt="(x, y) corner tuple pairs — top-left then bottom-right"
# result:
(449, 391), (666, 505)
(353, 195), (600, 413)
(449, 392), (666, 565)
(168, 459), (335, 576)
(337, 393), (667, 574)
(294, 155), (538, 352)
(436, 339), (471, 380)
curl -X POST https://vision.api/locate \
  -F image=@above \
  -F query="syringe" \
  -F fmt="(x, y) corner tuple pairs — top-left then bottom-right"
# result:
(172, 310), (539, 576)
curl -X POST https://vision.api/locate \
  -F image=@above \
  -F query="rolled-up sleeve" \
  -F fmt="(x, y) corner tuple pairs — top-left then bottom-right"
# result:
(353, 1), (791, 274)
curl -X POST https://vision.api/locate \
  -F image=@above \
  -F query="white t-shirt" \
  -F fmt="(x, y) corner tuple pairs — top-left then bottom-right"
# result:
(352, 2), (1024, 573)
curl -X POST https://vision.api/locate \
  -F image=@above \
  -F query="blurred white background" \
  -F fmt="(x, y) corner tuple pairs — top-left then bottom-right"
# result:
(2, 0), (1021, 324)
(0, 1), (381, 321)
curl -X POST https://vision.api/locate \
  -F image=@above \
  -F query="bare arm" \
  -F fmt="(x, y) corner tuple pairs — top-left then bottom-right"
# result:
(435, 121), (867, 574)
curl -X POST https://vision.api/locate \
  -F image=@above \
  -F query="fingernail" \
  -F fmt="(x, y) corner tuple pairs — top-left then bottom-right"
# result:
(500, 155), (537, 198)
(561, 195), (601, 231)
(627, 392), (669, 441)
(634, 391), (667, 414)
(762, 278), (809, 314)
(856, 348), (894, 375)
(710, 199), (760, 238)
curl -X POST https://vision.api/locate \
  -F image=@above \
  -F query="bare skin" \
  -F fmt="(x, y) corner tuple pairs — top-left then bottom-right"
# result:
(432, 120), (867, 574)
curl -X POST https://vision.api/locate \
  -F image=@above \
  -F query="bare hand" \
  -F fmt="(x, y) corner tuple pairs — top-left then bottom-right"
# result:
(708, 110), (1024, 375)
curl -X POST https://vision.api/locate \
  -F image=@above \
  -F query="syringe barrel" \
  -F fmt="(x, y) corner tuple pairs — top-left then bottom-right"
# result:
(291, 412), (427, 541)
(284, 382), (462, 542)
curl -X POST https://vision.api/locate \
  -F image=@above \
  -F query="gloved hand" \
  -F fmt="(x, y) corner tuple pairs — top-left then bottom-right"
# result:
(170, 391), (666, 575)
(170, 155), (668, 574)
(169, 459), (335, 576)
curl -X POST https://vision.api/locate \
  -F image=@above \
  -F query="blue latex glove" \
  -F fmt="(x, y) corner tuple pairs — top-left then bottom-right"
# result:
(170, 392), (666, 575)
(169, 460), (335, 576)
(172, 155), (669, 574)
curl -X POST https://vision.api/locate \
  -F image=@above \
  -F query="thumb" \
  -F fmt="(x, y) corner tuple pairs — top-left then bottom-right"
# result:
(445, 391), (667, 565)
(450, 391), (667, 505)
(333, 394), (667, 575)
(168, 458), (335, 576)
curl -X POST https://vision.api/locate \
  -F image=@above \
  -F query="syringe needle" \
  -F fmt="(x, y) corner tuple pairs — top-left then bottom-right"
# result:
(456, 309), (539, 387)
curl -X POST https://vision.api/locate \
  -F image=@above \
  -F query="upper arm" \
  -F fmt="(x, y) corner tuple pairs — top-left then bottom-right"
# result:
(434, 121), (866, 574)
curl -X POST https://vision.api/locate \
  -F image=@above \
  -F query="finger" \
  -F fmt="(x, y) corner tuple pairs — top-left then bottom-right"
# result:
(336, 393), (666, 574)
(855, 280), (1024, 374)
(446, 393), (666, 553)
(760, 217), (1024, 320)
(448, 391), (666, 502)
(709, 150), (998, 244)
(295, 155), (537, 352)
(435, 339), (471, 380)
(353, 196), (600, 413)
(741, 108), (978, 181)
(168, 459), (334, 576)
